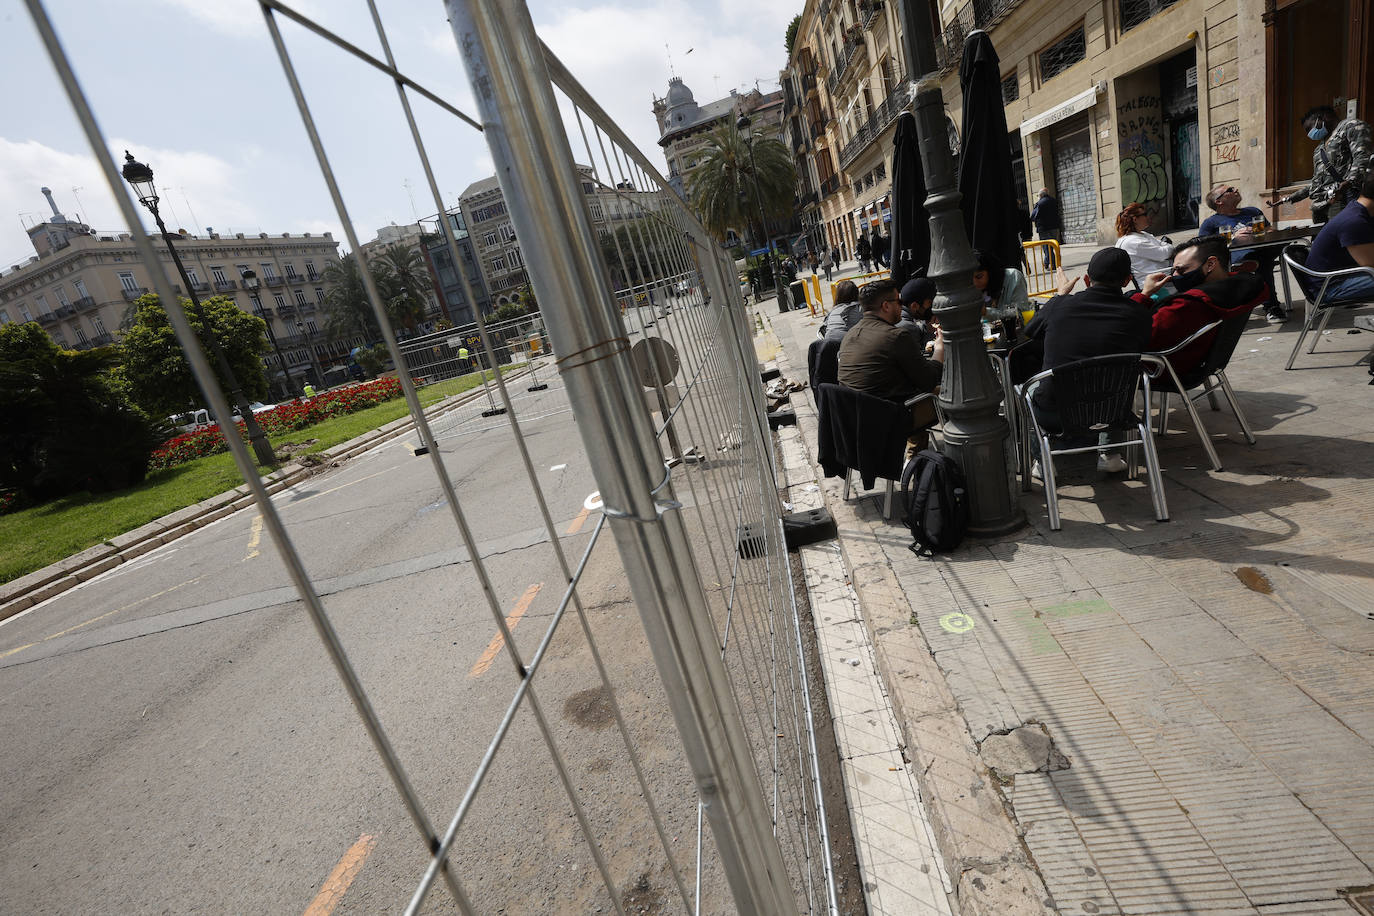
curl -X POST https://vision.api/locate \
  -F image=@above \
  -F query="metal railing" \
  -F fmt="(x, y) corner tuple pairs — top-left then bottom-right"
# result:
(837, 79), (914, 171)
(72, 295), (96, 310)
(213, 279), (237, 291)
(24, 0), (843, 913)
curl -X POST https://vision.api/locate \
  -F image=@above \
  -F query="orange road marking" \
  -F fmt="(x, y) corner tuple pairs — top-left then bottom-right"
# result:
(303, 833), (376, 916)
(565, 505), (591, 535)
(468, 583), (542, 678)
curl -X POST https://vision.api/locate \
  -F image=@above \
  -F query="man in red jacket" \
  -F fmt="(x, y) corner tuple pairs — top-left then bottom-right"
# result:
(1142, 235), (1268, 375)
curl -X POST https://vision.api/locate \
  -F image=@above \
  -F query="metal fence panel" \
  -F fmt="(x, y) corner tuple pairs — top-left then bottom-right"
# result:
(22, 0), (840, 911)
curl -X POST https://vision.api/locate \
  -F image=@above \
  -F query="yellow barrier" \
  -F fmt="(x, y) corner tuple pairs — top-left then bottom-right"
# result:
(1022, 239), (1062, 301)
(825, 270), (890, 313)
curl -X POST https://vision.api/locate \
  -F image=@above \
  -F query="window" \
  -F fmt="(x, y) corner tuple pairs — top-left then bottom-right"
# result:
(305, 259), (317, 280)
(35, 294), (50, 317)
(294, 290), (308, 306)
(500, 224), (517, 243)
(491, 256), (506, 272)
(20, 304), (33, 322)
(118, 272), (139, 292)
(73, 279), (90, 302)
(1119, 0), (1180, 32)
(284, 263), (297, 278)
(73, 324), (88, 344)
(235, 264), (250, 279)
(508, 247), (524, 267)
(92, 315), (107, 336)
(1001, 72), (1019, 105)
(0, 310), (9, 325)
(306, 320), (318, 333)
(55, 287), (71, 307)
(210, 266), (227, 284)
(273, 293), (286, 308)
(1039, 27), (1086, 82)
(314, 287), (326, 303)
(483, 231), (497, 247)
(250, 294), (264, 312)
(589, 201), (604, 221)
(53, 334), (67, 347)
(260, 262), (277, 279)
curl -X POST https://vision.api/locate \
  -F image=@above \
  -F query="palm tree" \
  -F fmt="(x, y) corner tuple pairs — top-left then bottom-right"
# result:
(320, 253), (381, 344)
(371, 243), (433, 333)
(689, 122), (796, 247)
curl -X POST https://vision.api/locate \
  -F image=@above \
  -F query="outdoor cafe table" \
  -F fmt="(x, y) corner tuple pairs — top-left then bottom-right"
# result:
(1229, 224), (1319, 308)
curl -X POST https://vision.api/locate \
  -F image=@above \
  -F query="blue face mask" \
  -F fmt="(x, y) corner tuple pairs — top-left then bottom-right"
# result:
(1309, 125), (1330, 142)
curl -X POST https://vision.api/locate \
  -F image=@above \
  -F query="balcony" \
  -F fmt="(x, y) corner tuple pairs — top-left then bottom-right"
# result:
(253, 308), (272, 320)
(795, 190), (819, 210)
(53, 304), (74, 318)
(213, 279), (237, 292)
(860, 0), (884, 29)
(934, 5), (976, 72)
(190, 281), (211, 294)
(73, 296), (96, 311)
(837, 79), (914, 171)
(810, 120), (826, 140)
(819, 0), (832, 21)
(89, 332), (114, 346)
(972, 0), (1025, 30)
(264, 275), (286, 287)
(277, 305), (298, 319)
(826, 35), (864, 95)
(122, 287), (149, 301)
(37, 312), (58, 325)
(801, 71), (817, 95)
(820, 174), (841, 196)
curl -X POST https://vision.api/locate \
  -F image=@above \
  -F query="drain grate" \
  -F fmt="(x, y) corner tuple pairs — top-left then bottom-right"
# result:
(1342, 887), (1374, 915)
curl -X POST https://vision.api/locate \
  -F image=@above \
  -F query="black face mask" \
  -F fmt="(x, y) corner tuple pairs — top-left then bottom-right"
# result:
(1171, 264), (1208, 293)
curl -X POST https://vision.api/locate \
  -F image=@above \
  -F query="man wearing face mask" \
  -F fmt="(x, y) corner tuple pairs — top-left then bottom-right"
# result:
(1276, 106), (1371, 223)
(1142, 236), (1268, 375)
(896, 276), (938, 350)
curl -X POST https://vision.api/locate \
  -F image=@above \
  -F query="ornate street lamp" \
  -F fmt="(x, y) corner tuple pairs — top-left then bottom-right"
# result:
(736, 114), (790, 310)
(241, 269), (299, 399)
(891, 12), (1023, 534)
(122, 152), (276, 466)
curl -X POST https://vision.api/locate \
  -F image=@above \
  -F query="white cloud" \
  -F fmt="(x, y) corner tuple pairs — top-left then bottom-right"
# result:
(148, 0), (331, 39)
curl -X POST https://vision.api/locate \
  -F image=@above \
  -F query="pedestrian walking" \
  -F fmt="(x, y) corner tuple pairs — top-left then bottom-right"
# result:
(1031, 188), (1062, 270)
(855, 235), (872, 274)
(820, 248), (834, 283)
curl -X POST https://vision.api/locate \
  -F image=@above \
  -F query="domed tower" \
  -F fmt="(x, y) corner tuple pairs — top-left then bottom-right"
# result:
(662, 77), (700, 134)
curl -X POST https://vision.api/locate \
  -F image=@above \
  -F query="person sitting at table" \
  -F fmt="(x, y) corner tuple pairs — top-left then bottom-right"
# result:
(1142, 235), (1267, 375)
(896, 276), (938, 351)
(1303, 173), (1374, 302)
(1021, 248), (1152, 474)
(1114, 202), (1173, 286)
(838, 278), (946, 454)
(818, 280), (861, 340)
(1199, 183), (1286, 323)
(972, 249), (1031, 322)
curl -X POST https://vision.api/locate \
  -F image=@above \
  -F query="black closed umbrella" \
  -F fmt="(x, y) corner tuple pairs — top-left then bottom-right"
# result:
(889, 111), (931, 290)
(957, 30), (1024, 270)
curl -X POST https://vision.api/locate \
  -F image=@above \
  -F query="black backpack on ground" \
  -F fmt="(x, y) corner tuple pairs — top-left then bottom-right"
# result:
(900, 449), (969, 555)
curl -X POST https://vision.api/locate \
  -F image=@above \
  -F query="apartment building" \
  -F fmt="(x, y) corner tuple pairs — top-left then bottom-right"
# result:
(0, 188), (342, 398)
(415, 208), (493, 327)
(784, 0), (1370, 250)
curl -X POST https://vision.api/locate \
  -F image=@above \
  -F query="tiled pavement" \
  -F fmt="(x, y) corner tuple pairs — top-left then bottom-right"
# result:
(762, 261), (1374, 914)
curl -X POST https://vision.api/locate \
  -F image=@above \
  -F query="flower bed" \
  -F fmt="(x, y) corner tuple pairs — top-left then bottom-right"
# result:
(149, 377), (405, 471)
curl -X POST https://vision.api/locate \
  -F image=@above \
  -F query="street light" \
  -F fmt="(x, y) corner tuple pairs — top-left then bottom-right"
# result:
(121, 151), (276, 466)
(892, 8), (1022, 534)
(295, 319), (324, 386)
(241, 269), (299, 399)
(735, 114), (790, 310)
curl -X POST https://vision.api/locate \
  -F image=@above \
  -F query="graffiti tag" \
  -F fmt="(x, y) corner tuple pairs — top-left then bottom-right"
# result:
(1212, 144), (1240, 163)
(1121, 153), (1169, 204)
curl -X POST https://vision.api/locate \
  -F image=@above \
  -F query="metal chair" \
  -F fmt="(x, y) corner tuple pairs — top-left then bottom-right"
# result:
(1145, 316), (1256, 471)
(816, 383), (939, 519)
(1281, 243), (1374, 369)
(1017, 354), (1168, 531)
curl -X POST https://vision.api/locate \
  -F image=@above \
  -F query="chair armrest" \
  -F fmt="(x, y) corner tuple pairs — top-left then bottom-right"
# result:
(1147, 320), (1221, 359)
(903, 391), (937, 408)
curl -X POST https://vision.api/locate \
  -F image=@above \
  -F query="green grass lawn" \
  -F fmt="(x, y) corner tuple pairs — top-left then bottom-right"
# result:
(0, 371), (496, 586)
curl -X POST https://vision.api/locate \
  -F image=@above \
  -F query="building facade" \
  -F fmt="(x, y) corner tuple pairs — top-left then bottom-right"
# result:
(783, 0), (1371, 252)
(415, 208), (493, 327)
(0, 189), (342, 398)
(653, 79), (787, 216)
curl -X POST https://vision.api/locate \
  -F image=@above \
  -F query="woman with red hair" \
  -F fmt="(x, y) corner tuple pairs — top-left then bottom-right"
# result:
(1113, 203), (1174, 286)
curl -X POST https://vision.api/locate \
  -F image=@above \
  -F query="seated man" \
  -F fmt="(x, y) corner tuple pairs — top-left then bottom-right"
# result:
(1142, 235), (1267, 375)
(895, 276), (938, 351)
(838, 278), (945, 452)
(818, 279), (862, 339)
(1304, 173), (1374, 302)
(1022, 248), (1153, 473)
(1199, 183), (1285, 323)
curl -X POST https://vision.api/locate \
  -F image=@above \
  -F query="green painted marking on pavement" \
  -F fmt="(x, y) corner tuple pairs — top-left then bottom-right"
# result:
(939, 612), (976, 634)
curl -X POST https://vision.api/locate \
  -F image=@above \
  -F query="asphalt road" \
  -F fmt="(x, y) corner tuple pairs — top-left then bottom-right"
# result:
(0, 343), (735, 913)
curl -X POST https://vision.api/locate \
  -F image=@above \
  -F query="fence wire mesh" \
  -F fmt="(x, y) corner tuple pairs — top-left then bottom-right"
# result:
(22, 0), (840, 912)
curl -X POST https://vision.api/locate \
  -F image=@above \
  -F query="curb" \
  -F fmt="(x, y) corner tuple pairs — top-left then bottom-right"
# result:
(0, 372), (526, 623)
(759, 323), (1055, 913)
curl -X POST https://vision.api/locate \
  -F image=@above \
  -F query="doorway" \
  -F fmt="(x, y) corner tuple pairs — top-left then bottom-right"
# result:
(1051, 116), (1097, 244)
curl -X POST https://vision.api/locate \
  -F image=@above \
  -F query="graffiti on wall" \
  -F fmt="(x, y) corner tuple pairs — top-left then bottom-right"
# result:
(1116, 93), (1167, 213)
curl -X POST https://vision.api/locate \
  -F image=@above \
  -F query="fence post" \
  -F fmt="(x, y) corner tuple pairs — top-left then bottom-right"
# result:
(445, 2), (797, 912)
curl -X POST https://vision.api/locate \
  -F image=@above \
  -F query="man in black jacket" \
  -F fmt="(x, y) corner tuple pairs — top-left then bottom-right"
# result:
(1021, 247), (1153, 472)
(1031, 188), (1062, 269)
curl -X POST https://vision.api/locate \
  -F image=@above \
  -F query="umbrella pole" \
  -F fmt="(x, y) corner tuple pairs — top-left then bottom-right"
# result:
(897, 4), (1024, 536)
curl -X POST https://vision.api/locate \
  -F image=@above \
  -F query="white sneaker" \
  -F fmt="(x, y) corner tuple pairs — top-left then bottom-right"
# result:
(1097, 451), (1127, 473)
(1030, 460), (1043, 480)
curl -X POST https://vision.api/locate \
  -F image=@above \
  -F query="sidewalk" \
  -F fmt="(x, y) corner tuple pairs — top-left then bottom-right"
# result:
(761, 274), (1374, 913)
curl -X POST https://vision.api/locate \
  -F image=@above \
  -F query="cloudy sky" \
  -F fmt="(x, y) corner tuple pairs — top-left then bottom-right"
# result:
(0, 0), (798, 268)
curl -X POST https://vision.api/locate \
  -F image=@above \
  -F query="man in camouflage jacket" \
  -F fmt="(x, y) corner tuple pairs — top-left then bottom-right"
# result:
(1281, 106), (1371, 222)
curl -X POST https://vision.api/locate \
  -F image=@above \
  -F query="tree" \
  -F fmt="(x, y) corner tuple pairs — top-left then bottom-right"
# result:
(321, 253), (382, 344)
(785, 14), (801, 55)
(370, 242), (433, 333)
(119, 293), (270, 418)
(689, 123), (797, 246)
(0, 323), (160, 505)
(599, 218), (681, 289)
